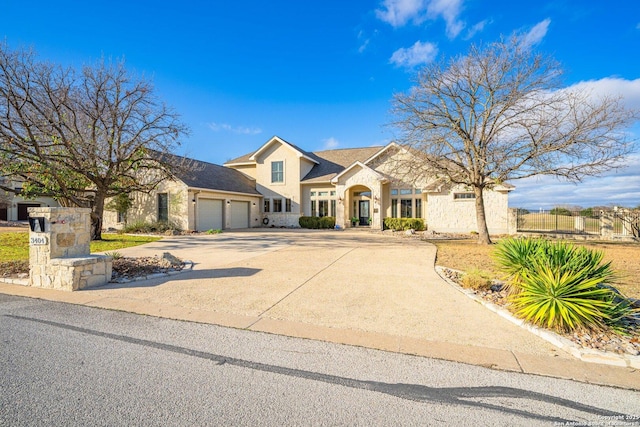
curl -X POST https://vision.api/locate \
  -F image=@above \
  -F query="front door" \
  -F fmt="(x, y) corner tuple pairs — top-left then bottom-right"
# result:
(359, 200), (370, 225)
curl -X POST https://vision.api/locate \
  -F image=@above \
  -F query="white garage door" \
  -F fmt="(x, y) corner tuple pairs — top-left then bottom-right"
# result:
(197, 199), (223, 231)
(230, 201), (249, 229)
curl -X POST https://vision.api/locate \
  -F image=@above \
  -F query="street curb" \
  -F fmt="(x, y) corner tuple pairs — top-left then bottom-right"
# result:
(434, 266), (640, 369)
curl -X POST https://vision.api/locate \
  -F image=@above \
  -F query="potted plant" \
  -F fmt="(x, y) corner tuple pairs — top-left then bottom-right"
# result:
(351, 216), (359, 227)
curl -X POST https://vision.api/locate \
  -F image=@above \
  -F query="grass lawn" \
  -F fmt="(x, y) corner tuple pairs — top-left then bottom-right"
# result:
(0, 232), (161, 262)
(429, 238), (640, 299)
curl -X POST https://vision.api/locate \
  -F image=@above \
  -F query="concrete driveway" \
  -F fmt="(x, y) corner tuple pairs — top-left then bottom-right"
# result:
(2, 228), (638, 389)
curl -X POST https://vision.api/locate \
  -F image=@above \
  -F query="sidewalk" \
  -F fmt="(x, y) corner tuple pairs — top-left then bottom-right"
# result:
(1, 229), (638, 390)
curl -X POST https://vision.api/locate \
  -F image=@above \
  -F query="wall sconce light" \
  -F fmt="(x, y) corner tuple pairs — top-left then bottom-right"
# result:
(252, 202), (256, 206)
(338, 196), (343, 204)
(374, 196), (380, 203)
(226, 200), (231, 204)
(192, 198), (196, 204)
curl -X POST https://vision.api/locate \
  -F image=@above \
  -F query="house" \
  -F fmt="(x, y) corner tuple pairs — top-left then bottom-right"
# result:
(103, 135), (514, 234)
(0, 177), (59, 222)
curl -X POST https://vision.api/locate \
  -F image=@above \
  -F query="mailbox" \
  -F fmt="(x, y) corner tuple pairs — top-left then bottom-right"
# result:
(29, 217), (45, 233)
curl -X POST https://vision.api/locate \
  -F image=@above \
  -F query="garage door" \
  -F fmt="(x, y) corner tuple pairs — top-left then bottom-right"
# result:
(230, 201), (249, 229)
(197, 199), (223, 231)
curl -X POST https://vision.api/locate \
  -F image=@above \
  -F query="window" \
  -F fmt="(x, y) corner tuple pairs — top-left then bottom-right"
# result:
(311, 200), (316, 216)
(310, 191), (316, 197)
(273, 198), (282, 212)
(319, 200), (329, 217)
(286, 198), (292, 212)
(400, 199), (412, 218)
(415, 199), (422, 218)
(330, 200), (336, 217)
(400, 189), (412, 195)
(454, 192), (475, 200)
(318, 191), (328, 196)
(415, 189), (422, 195)
(391, 199), (398, 218)
(117, 211), (126, 223)
(330, 191), (336, 196)
(391, 189), (398, 196)
(158, 193), (168, 222)
(271, 161), (284, 183)
(264, 198), (271, 213)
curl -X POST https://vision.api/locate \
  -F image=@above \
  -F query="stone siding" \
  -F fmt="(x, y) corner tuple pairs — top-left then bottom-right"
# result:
(28, 207), (112, 291)
(425, 187), (510, 234)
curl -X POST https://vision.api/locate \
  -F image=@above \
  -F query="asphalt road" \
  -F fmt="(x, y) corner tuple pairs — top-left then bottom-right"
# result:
(1, 294), (639, 426)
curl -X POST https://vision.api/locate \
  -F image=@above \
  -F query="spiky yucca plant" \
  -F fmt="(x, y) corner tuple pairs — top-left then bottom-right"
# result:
(496, 238), (631, 332)
(493, 238), (546, 294)
(512, 263), (619, 331)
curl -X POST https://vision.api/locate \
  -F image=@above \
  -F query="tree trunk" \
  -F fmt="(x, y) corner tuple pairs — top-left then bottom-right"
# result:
(91, 192), (105, 241)
(474, 186), (492, 245)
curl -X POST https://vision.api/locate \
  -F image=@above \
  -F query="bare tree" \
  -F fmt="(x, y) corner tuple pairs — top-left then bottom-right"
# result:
(0, 43), (189, 239)
(390, 37), (638, 244)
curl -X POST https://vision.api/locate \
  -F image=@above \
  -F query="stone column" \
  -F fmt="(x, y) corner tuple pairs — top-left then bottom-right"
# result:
(28, 207), (112, 291)
(600, 211), (613, 239)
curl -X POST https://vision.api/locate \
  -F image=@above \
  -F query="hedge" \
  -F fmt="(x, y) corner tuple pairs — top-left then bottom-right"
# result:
(299, 216), (336, 229)
(383, 217), (425, 231)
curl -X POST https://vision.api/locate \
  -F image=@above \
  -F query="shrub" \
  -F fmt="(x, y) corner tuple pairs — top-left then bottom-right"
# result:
(122, 220), (182, 234)
(461, 268), (493, 291)
(513, 262), (624, 332)
(104, 251), (123, 260)
(319, 216), (335, 229)
(383, 218), (425, 231)
(493, 238), (548, 294)
(299, 216), (335, 229)
(495, 237), (632, 332)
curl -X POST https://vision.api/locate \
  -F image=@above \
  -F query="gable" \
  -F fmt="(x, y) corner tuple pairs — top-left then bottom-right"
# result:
(249, 136), (318, 165)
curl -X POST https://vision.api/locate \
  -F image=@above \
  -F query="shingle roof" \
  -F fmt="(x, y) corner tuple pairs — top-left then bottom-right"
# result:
(224, 138), (384, 183)
(301, 147), (383, 183)
(156, 152), (260, 195)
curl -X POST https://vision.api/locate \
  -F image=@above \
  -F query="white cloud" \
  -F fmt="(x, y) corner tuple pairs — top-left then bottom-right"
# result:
(464, 19), (491, 40)
(426, 0), (464, 39)
(208, 122), (262, 135)
(520, 18), (551, 47)
(376, 0), (426, 27)
(565, 77), (640, 110)
(509, 154), (640, 209)
(390, 41), (438, 68)
(322, 137), (340, 149)
(508, 78), (640, 210)
(375, 0), (464, 39)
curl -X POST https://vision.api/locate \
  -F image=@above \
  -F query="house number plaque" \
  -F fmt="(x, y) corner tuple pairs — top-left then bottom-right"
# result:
(29, 235), (48, 246)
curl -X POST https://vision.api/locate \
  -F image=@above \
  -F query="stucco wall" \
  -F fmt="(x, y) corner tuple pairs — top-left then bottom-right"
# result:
(425, 186), (510, 234)
(103, 179), (189, 230)
(254, 143), (304, 227)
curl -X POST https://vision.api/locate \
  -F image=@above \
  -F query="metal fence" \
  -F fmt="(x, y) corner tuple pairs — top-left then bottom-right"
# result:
(515, 208), (636, 237)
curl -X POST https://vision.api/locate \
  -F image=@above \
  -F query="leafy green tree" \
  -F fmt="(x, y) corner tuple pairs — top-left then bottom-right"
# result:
(549, 207), (572, 216)
(0, 43), (189, 239)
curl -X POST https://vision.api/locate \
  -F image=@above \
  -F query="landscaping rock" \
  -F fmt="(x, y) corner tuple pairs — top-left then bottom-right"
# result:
(160, 252), (182, 267)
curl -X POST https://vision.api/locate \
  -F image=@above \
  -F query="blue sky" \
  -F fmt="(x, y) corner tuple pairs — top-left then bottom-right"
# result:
(3, 0), (640, 209)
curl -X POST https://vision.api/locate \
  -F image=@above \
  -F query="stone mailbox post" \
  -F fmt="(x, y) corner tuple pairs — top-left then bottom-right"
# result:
(28, 207), (112, 291)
